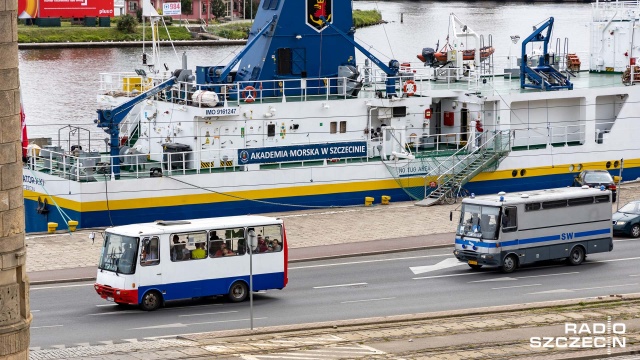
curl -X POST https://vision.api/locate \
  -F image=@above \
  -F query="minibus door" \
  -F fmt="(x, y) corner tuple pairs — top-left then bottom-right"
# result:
(137, 237), (162, 288)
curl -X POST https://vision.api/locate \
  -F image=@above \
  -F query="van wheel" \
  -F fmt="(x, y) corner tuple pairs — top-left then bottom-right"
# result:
(228, 281), (248, 302)
(468, 264), (483, 270)
(501, 255), (517, 273)
(140, 290), (162, 311)
(567, 246), (585, 266)
(630, 224), (640, 238)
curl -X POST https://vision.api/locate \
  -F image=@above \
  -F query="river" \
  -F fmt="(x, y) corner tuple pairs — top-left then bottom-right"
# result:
(18, 0), (593, 142)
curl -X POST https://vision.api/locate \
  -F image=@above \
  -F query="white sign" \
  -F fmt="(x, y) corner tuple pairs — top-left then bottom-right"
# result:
(201, 107), (239, 117)
(162, 2), (181, 16)
(531, 318), (626, 352)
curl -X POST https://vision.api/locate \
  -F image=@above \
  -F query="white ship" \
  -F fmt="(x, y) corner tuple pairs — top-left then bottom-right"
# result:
(22, 0), (640, 232)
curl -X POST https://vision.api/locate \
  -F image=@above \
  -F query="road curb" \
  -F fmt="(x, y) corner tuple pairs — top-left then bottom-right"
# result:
(176, 293), (640, 341)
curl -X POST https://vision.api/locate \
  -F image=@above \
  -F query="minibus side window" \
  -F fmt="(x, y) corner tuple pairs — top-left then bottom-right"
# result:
(501, 207), (517, 232)
(140, 237), (160, 266)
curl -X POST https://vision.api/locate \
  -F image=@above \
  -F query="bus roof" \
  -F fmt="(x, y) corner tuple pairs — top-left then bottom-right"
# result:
(105, 215), (283, 237)
(461, 187), (610, 206)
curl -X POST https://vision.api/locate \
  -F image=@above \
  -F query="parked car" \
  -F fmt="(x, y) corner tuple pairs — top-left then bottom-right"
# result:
(613, 201), (640, 238)
(573, 170), (617, 201)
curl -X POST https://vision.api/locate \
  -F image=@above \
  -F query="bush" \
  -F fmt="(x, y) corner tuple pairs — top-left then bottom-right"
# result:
(117, 14), (138, 33)
(136, 8), (142, 22)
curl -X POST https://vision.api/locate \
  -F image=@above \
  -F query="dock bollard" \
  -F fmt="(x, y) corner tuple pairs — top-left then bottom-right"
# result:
(47, 222), (58, 233)
(364, 197), (374, 206)
(67, 220), (78, 232)
(381, 195), (391, 205)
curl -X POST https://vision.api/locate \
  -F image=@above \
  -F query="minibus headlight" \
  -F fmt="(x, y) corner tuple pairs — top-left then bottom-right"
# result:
(453, 250), (460, 255)
(116, 290), (121, 295)
(616, 221), (626, 225)
(480, 254), (494, 260)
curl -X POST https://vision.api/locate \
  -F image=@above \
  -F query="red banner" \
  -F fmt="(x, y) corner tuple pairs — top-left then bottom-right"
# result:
(18, 0), (114, 18)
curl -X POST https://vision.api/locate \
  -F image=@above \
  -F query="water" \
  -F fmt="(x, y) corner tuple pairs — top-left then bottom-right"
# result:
(18, 0), (593, 142)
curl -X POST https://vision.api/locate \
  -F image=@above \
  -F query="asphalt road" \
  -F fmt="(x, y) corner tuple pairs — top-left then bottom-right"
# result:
(29, 238), (640, 350)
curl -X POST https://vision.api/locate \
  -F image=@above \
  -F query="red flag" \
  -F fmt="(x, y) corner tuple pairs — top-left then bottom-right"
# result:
(20, 91), (28, 158)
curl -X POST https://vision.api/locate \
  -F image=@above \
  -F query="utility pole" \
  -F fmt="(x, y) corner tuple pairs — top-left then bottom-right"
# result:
(0, 0), (32, 358)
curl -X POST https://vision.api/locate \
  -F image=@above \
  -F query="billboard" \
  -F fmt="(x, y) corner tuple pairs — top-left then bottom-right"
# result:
(18, 0), (114, 18)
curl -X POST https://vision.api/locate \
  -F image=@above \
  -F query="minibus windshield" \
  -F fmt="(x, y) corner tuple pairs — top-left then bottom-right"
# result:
(457, 204), (500, 240)
(98, 233), (139, 274)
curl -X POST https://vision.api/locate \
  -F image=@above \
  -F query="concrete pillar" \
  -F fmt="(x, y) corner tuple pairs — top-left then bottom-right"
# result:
(0, 0), (32, 358)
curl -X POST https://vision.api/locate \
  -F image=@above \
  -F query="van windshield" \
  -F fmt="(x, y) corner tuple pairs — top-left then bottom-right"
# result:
(98, 233), (138, 275)
(457, 204), (500, 240)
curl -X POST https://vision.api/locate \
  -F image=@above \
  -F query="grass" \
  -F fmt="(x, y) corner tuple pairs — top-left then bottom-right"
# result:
(18, 21), (193, 43)
(18, 9), (383, 43)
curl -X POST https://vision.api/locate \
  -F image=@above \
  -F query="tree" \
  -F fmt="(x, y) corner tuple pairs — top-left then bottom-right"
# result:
(117, 14), (138, 33)
(181, 0), (193, 15)
(211, 0), (226, 18)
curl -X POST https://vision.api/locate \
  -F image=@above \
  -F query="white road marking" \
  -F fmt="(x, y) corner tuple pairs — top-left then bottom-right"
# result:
(413, 272), (479, 280)
(76, 343), (91, 347)
(313, 282), (367, 289)
(410, 258), (465, 275)
(178, 310), (238, 317)
(89, 310), (140, 316)
(340, 297), (396, 304)
(31, 325), (63, 329)
(629, 274), (640, 277)
(290, 253), (451, 270)
(133, 317), (267, 330)
(95, 304), (118, 307)
(470, 271), (579, 283)
(31, 283), (94, 291)
(31, 310), (40, 312)
(492, 284), (542, 290)
(592, 256), (640, 263)
(528, 283), (639, 295)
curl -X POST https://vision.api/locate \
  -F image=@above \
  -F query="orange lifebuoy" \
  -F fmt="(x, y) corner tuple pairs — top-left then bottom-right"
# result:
(241, 86), (257, 103)
(403, 80), (417, 96)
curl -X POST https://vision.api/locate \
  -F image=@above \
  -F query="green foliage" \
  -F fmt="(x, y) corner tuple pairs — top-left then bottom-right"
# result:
(181, 0), (193, 15)
(17, 24), (193, 43)
(135, 8), (142, 22)
(211, 22), (251, 40)
(210, 0), (226, 18)
(117, 14), (138, 33)
(243, 0), (259, 19)
(352, 9), (382, 28)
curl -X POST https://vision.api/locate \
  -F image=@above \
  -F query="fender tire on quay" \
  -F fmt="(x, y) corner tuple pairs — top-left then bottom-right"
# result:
(140, 290), (162, 311)
(567, 245), (585, 266)
(228, 281), (248, 302)
(501, 254), (518, 273)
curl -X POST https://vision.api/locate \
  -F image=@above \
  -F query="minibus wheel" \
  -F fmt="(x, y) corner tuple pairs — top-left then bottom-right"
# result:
(228, 281), (248, 302)
(140, 290), (162, 311)
(501, 254), (518, 273)
(567, 246), (585, 266)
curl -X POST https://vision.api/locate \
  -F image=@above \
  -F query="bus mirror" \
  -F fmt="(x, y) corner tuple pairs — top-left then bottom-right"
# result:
(450, 211), (453, 221)
(614, 176), (621, 183)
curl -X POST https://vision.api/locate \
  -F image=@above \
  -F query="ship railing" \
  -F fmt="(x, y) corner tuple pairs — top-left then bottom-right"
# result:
(511, 123), (585, 149)
(592, 1), (640, 22)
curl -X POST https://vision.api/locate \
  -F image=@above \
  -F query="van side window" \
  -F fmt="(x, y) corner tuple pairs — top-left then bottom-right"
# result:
(501, 207), (517, 232)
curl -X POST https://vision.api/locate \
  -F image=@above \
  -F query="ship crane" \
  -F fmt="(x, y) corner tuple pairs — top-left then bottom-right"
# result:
(96, 76), (177, 178)
(520, 17), (573, 91)
(320, 16), (400, 97)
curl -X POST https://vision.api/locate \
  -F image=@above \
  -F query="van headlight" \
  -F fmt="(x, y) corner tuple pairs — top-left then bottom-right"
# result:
(480, 254), (494, 259)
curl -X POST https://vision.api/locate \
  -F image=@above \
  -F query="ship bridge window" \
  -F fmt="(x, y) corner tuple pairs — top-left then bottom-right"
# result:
(393, 107), (407, 118)
(340, 121), (347, 133)
(267, 124), (276, 137)
(330, 122), (337, 134)
(263, 0), (279, 10)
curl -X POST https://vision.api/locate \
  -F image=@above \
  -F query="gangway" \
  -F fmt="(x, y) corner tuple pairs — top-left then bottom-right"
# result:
(520, 17), (573, 91)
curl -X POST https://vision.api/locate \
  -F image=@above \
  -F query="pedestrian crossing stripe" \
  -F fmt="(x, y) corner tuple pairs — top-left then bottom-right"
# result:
(220, 160), (233, 167)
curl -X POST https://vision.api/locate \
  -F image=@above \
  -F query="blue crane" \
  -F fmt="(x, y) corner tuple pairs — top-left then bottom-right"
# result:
(520, 17), (573, 91)
(96, 76), (176, 178)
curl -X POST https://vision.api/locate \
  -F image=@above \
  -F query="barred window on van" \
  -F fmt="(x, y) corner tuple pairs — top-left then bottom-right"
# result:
(542, 200), (568, 209)
(568, 197), (595, 206)
(525, 203), (541, 211)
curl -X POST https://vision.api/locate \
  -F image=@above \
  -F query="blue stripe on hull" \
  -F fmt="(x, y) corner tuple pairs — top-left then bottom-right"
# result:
(25, 166), (639, 233)
(138, 272), (285, 303)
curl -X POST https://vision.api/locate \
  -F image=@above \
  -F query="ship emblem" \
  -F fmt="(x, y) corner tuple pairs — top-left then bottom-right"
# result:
(307, 0), (332, 31)
(240, 150), (249, 164)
